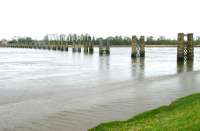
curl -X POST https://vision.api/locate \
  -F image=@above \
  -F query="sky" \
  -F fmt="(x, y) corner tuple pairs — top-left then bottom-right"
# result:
(0, 0), (200, 40)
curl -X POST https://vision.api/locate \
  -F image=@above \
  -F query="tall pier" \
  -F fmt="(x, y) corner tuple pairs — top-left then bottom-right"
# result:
(177, 33), (185, 61)
(140, 36), (145, 57)
(177, 33), (194, 62)
(187, 33), (194, 60)
(131, 35), (137, 58)
(131, 35), (145, 58)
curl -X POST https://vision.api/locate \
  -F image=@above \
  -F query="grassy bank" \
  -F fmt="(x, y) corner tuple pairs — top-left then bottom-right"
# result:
(89, 93), (200, 131)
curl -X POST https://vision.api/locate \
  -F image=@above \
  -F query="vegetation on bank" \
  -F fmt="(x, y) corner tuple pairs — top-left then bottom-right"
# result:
(89, 93), (200, 131)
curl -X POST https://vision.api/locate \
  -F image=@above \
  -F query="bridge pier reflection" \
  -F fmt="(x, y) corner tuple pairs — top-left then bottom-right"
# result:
(131, 57), (145, 80)
(177, 58), (193, 73)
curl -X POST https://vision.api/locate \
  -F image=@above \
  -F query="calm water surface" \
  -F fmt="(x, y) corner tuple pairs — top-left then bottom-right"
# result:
(0, 47), (200, 131)
(0, 47), (200, 89)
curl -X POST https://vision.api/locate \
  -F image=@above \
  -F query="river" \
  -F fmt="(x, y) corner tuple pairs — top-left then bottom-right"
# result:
(0, 47), (200, 131)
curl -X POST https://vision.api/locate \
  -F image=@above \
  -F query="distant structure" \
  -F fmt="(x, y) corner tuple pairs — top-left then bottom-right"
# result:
(177, 33), (194, 62)
(131, 35), (145, 58)
(0, 39), (8, 45)
(99, 38), (110, 55)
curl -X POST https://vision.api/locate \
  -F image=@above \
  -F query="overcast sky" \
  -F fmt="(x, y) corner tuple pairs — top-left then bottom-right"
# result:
(0, 0), (199, 40)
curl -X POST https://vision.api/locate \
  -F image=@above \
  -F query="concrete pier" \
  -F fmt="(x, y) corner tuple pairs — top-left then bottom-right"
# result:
(78, 41), (81, 52)
(177, 33), (185, 61)
(139, 36), (145, 57)
(187, 33), (194, 60)
(177, 33), (194, 62)
(99, 39), (110, 55)
(89, 41), (94, 54)
(65, 37), (69, 51)
(99, 39), (104, 55)
(131, 35), (137, 58)
(72, 42), (76, 52)
(84, 42), (88, 53)
(106, 39), (110, 55)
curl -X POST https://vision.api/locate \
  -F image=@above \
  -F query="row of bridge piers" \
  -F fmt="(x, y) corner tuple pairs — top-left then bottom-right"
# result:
(2, 39), (111, 55)
(0, 33), (194, 62)
(6, 42), (69, 51)
(131, 33), (194, 63)
(71, 39), (110, 55)
(71, 37), (95, 54)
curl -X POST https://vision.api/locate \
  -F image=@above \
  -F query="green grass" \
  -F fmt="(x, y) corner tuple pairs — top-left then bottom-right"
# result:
(89, 93), (200, 131)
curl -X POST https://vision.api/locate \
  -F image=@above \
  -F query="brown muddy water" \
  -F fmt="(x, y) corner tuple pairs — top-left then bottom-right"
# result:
(0, 47), (200, 131)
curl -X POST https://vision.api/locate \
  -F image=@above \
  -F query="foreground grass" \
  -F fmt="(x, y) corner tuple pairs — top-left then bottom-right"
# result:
(89, 93), (200, 131)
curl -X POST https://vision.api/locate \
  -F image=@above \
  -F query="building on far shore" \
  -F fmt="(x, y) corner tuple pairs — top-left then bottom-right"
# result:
(0, 39), (8, 45)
